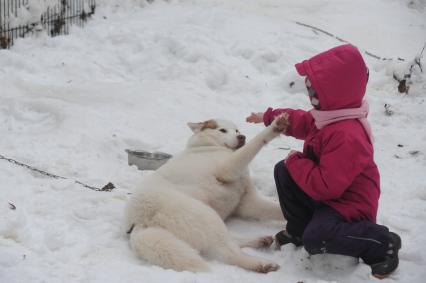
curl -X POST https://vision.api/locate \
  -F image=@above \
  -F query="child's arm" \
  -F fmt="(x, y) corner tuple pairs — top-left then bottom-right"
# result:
(285, 131), (371, 201)
(262, 107), (315, 140)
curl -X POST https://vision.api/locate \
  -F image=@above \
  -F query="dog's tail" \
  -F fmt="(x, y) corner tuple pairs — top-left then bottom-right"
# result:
(130, 225), (210, 272)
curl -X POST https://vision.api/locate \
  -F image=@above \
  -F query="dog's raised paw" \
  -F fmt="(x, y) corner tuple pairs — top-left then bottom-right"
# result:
(254, 262), (280, 273)
(272, 113), (289, 133)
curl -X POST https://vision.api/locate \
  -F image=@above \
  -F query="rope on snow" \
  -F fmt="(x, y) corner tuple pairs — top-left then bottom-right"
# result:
(0, 153), (115, 192)
(294, 21), (406, 61)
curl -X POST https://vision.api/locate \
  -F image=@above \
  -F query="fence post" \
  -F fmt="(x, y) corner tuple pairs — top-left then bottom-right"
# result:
(0, 0), (96, 49)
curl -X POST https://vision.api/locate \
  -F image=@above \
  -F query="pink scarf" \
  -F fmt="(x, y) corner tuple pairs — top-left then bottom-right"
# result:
(310, 100), (374, 143)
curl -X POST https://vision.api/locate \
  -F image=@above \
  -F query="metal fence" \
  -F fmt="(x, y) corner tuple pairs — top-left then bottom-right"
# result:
(0, 0), (96, 49)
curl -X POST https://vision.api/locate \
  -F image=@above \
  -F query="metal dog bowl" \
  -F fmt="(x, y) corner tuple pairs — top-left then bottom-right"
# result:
(125, 149), (172, 171)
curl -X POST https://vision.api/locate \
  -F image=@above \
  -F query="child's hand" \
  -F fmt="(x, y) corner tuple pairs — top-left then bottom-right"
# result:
(246, 112), (264, 123)
(286, 150), (299, 159)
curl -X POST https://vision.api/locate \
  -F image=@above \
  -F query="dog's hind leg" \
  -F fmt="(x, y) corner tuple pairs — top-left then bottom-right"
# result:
(215, 113), (289, 183)
(235, 179), (284, 221)
(130, 225), (210, 272)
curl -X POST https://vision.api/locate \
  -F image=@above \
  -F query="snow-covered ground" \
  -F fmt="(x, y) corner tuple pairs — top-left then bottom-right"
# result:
(1, 0), (425, 282)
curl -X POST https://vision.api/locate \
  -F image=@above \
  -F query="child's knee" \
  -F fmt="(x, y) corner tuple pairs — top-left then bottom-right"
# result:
(274, 160), (291, 184)
(274, 160), (286, 175)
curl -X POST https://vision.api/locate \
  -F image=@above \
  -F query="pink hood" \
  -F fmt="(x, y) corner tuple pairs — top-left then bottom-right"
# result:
(295, 44), (368, 111)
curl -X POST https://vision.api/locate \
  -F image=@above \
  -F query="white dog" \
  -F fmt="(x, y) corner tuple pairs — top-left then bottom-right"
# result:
(124, 114), (288, 273)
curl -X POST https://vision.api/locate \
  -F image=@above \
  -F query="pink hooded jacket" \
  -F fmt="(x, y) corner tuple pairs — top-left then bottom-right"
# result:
(263, 45), (380, 223)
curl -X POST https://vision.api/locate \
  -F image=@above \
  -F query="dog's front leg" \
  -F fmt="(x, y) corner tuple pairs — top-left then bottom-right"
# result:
(214, 113), (289, 183)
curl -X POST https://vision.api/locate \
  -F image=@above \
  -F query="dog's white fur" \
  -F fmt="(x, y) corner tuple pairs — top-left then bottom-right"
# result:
(125, 116), (288, 273)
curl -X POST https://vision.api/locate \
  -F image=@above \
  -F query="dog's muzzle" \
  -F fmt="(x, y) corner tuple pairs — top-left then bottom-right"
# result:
(236, 135), (246, 149)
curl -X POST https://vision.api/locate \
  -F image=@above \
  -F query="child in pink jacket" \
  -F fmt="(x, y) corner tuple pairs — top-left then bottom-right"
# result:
(247, 44), (401, 279)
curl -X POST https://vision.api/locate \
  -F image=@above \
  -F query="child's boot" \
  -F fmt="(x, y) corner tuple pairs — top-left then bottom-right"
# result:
(371, 231), (402, 279)
(274, 230), (302, 249)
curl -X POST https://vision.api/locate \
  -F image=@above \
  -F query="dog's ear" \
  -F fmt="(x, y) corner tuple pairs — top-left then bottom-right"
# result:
(187, 122), (204, 133)
(187, 120), (218, 133)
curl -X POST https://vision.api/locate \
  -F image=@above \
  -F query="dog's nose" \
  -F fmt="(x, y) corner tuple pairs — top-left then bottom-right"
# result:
(237, 135), (246, 142)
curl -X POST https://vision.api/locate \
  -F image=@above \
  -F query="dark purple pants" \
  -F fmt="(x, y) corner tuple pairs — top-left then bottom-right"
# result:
(274, 161), (389, 265)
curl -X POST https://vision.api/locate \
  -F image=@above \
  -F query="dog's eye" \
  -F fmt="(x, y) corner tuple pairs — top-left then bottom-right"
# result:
(219, 129), (228, 133)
